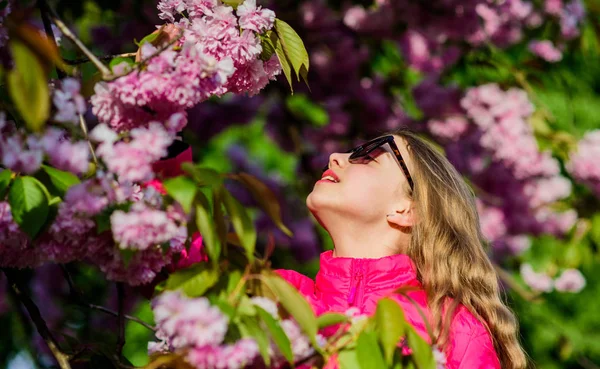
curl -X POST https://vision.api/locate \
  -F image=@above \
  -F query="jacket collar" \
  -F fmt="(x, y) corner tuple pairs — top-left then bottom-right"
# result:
(316, 250), (421, 297)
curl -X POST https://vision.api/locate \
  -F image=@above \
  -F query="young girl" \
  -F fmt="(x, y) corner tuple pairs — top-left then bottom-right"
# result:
(277, 129), (527, 368)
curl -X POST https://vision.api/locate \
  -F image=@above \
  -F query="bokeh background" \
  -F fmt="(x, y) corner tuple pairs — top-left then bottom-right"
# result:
(2, 0), (600, 368)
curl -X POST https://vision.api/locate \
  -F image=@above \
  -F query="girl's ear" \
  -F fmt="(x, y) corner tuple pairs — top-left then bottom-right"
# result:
(386, 201), (415, 228)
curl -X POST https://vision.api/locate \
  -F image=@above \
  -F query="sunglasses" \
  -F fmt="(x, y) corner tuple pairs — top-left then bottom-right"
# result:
(323, 135), (414, 190)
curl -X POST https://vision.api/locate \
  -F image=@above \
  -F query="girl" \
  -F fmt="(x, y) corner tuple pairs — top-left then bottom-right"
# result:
(277, 129), (527, 368)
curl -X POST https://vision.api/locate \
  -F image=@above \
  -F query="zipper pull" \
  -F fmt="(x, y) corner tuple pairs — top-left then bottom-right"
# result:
(347, 274), (362, 305)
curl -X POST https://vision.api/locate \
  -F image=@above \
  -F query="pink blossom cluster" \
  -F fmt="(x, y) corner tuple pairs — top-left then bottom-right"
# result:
(544, 0), (586, 39)
(149, 291), (259, 368)
(42, 127), (90, 174)
(566, 130), (600, 197)
(0, 113), (44, 174)
(0, 170), (184, 285)
(52, 78), (87, 124)
(520, 264), (586, 293)
(91, 0), (281, 133)
(528, 40), (563, 62)
(0, 113), (89, 175)
(91, 123), (173, 183)
(421, 84), (576, 254)
(339, 0), (584, 75)
(111, 202), (182, 251)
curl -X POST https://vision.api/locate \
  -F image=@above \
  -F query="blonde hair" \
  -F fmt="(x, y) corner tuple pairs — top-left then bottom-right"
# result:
(391, 128), (528, 369)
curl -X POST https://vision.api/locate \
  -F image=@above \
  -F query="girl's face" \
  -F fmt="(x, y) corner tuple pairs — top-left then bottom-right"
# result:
(307, 135), (413, 225)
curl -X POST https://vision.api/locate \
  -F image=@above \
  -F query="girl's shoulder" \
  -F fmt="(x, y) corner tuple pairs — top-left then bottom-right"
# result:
(275, 269), (316, 296)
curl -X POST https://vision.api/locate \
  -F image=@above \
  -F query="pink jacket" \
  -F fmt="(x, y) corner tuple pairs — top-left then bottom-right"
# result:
(277, 251), (501, 369)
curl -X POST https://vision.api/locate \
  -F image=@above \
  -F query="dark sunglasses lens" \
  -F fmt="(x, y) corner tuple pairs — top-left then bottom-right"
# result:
(349, 138), (385, 160)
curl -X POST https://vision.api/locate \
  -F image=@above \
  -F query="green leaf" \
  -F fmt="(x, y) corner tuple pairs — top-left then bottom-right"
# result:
(195, 192), (221, 262)
(274, 19), (310, 86)
(590, 214), (600, 246)
(213, 188), (228, 249)
(271, 30), (294, 93)
(226, 269), (243, 294)
(165, 263), (218, 297)
(285, 94), (329, 127)
(109, 57), (134, 71)
(232, 173), (292, 237)
(259, 31), (276, 61)
(181, 163), (223, 187)
(406, 328), (436, 369)
(163, 175), (198, 214)
(256, 306), (294, 365)
(357, 330), (387, 369)
(338, 349), (360, 369)
(8, 176), (49, 239)
(376, 298), (406, 365)
(222, 0), (243, 8)
(0, 169), (12, 199)
(239, 316), (272, 365)
(263, 272), (318, 346)
(7, 40), (49, 132)
(41, 165), (80, 197)
(317, 312), (348, 329)
(222, 188), (257, 263)
(135, 30), (161, 47)
(210, 296), (236, 319)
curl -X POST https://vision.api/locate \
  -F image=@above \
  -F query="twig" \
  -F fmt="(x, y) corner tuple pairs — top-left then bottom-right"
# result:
(79, 113), (98, 165)
(64, 53), (137, 65)
(86, 303), (156, 332)
(41, 0), (112, 78)
(3, 269), (72, 369)
(60, 265), (155, 332)
(37, 0), (65, 79)
(103, 30), (184, 82)
(116, 283), (126, 356)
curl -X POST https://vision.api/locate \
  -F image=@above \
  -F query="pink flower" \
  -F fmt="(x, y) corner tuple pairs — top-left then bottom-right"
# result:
(0, 134), (43, 174)
(152, 291), (229, 348)
(520, 263), (554, 292)
(110, 203), (180, 251)
(237, 0), (276, 33)
(477, 201), (507, 242)
(427, 116), (469, 142)
(92, 123), (173, 183)
(529, 40), (562, 62)
(250, 296), (279, 318)
(343, 6), (368, 30)
(545, 0), (564, 15)
(186, 339), (259, 369)
(554, 269), (586, 292)
(567, 130), (600, 197)
(184, 0), (218, 19)
(280, 319), (314, 361)
(157, 0), (186, 22)
(42, 128), (90, 174)
(53, 78), (87, 124)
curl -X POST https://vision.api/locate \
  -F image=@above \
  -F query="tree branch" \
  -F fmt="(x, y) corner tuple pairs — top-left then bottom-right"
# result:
(60, 265), (155, 332)
(87, 303), (156, 332)
(64, 53), (137, 65)
(2, 269), (72, 369)
(37, 0), (65, 79)
(79, 113), (98, 165)
(39, 0), (112, 78)
(103, 30), (184, 82)
(116, 282), (126, 356)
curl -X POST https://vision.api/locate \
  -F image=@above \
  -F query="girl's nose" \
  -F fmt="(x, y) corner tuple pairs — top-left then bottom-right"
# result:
(326, 152), (349, 171)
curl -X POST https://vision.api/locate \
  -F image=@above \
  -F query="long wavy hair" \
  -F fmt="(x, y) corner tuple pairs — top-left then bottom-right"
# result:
(390, 128), (527, 368)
